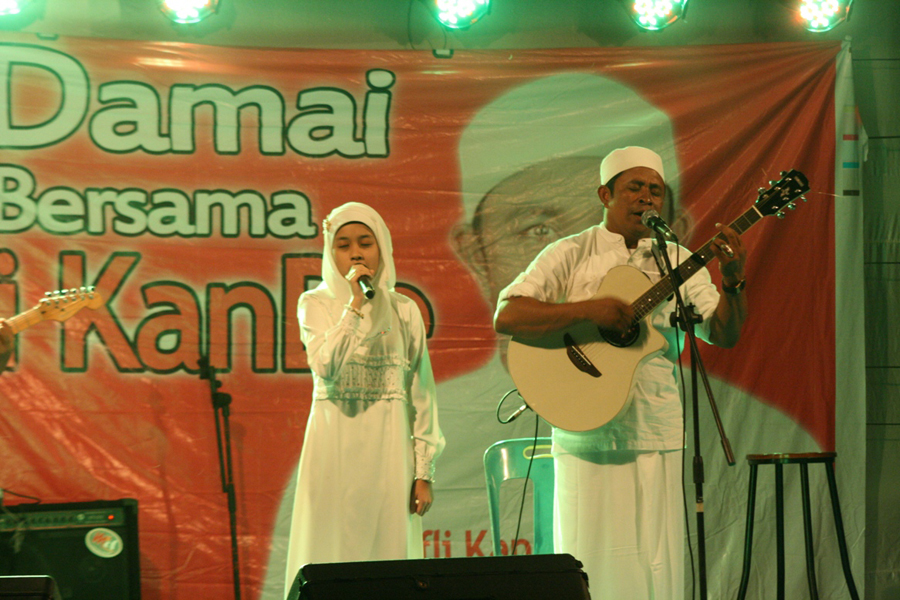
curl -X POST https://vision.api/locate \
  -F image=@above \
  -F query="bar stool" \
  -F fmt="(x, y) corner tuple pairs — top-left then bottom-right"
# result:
(736, 452), (859, 600)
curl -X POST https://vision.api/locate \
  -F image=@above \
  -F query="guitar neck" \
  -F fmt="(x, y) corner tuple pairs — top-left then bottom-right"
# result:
(7, 306), (43, 335)
(631, 205), (763, 321)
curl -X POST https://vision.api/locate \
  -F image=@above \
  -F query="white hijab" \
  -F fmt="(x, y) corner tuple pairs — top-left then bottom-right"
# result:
(319, 202), (395, 338)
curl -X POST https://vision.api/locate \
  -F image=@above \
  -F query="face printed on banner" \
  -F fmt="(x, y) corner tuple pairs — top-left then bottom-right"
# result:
(453, 73), (688, 312)
(332, 222), (381, 278)
(599, 166), (666, 249)
(453, 157), (605, 307)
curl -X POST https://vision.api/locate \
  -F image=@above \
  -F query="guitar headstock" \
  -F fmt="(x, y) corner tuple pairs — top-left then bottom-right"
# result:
(755, 169), (810, 219)
(38, 286), (105, 322)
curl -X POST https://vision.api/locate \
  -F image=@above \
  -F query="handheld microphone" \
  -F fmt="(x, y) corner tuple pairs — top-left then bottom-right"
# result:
(641, 209), (677, 241)
(358, 275), (376, 299)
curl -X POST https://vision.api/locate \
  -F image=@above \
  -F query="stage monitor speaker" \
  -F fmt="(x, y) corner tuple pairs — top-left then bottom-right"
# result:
(290, 553), (591, 600)
(0, 575), (61, 600)
(0, 499), (140, 600)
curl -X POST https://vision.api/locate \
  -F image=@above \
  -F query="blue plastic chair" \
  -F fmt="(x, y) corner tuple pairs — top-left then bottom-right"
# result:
(483, 437), (554, 555)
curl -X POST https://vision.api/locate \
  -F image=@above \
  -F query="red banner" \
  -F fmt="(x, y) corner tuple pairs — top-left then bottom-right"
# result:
(0, 36), (848, 599)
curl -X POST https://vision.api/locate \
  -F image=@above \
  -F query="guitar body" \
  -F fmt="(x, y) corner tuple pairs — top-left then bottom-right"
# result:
(507, 265), (667, 432)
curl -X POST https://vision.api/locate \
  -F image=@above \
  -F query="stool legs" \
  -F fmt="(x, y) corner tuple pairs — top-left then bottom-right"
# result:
(736, 464), (758, 600)
(824, 461), (861, 600)
(776, 464), (785, 600)
(800, 463), (820, 599)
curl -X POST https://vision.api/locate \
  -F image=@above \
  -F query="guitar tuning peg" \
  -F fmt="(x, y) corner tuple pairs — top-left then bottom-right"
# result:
(758, 187), (766, 195)
(801, 196), (807, 202)
(780, 170), (787, 176)
(769, 180), (776, 185)
(788, 203), (797, 210)
(776, 212), (786, 219)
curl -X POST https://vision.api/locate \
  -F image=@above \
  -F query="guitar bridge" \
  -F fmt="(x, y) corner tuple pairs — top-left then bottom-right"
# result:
(564, 333), (601, 378)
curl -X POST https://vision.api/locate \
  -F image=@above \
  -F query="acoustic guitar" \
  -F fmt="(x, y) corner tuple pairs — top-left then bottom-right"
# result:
(507, 170), (810, 432)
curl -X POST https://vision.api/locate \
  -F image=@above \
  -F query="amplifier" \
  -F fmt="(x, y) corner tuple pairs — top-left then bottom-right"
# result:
(0, 499), (140, 600)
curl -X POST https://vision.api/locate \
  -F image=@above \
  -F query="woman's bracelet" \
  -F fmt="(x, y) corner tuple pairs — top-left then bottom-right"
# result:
(344, 303), (364, 319)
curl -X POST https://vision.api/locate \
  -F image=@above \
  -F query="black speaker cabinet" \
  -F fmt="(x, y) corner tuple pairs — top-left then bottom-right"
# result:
(291, 553), (591, 600)
(0, 499), (140, 600)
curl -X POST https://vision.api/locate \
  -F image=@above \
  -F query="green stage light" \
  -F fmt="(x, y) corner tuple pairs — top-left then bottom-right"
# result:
(629, 0), (689, 31)
(435, 0), (491, 29)
(0, 0), (31, 16)
(159, 0), (218, 24)
(799, 0), (853, 32)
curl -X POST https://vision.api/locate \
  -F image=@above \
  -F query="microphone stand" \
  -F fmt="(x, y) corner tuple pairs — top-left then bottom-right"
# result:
(653, 230), (734, 600)
(198, 355), (242, 600)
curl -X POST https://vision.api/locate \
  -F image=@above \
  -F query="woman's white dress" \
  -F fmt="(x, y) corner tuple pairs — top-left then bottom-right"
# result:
(284, 288), (444, 587)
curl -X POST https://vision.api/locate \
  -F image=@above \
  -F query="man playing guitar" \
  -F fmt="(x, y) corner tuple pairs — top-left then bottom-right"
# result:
(493, 146), (748, 600)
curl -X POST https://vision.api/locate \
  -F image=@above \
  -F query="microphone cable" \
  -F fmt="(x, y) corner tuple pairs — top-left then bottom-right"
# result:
(496, 388), (529, 424)
(511, 415), (541, 555)
(496, 389), (541, 556)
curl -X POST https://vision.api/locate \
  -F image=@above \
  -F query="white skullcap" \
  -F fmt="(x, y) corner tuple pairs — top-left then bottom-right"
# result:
(600, 146), (665, 186)
(458, 72), (678, 224)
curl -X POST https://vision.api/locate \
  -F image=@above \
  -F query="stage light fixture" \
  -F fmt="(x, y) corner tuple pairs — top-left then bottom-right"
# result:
(159, 0), (218, 24)
(799, 0), (853, 32)
(434, 0), (491, 29)
(0, 0), (32, 16)
(628, 0), (689, 31)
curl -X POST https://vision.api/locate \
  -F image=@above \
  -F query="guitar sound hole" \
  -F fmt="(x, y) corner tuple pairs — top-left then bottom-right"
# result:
(600, 323), (640, 348)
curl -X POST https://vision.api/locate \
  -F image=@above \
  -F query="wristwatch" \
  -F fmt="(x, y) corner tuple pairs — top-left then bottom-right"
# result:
(722, 279), (746, 295)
